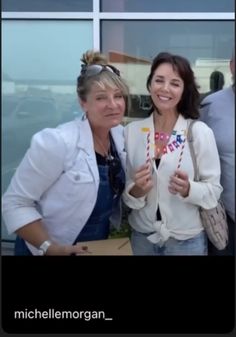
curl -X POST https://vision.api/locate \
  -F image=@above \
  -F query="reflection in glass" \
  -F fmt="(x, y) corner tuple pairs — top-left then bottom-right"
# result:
(2, 20), (93, 240)
(2, 0), (93, 12)
(101, 20), (234, 120)
(101, 0), (234, 13)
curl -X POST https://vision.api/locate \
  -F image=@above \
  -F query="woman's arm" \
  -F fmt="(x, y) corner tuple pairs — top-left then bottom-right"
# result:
(2, 128), (66, 234)
(15, 220), (88, 255)
(2, 128), (71, 254)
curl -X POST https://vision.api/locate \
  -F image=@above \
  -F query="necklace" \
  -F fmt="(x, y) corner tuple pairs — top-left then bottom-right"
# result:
(93, 133), (113, 160)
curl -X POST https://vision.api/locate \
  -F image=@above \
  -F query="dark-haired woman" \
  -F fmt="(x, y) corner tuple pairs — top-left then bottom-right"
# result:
(123, 52), (222, 255)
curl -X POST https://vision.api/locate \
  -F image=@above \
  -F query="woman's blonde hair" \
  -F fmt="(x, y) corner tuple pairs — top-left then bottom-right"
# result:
(77, 50), (131, 115)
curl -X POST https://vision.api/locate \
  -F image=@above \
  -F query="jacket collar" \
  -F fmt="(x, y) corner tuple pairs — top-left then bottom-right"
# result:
(76, 118), (124, 155)
(110, 126), (124, 155)
(174, 113), (189, 131)
(76, 118), (94, 154)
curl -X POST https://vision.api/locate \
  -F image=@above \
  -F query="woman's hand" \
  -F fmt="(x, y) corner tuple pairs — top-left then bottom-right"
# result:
(168, 170), (190, 198)
(45, 243), (91, 256)
(129, 163), (154, 198)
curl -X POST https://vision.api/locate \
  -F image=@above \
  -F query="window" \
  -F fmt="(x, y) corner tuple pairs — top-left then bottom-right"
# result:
(102, 20), (234, 118)
(2, 0), (93, 12)
(2, 20), (93, 240)
(101, 0), (234, 12)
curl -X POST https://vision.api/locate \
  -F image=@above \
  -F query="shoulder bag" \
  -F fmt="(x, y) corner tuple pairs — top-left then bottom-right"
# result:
(187, 120), (228, 250)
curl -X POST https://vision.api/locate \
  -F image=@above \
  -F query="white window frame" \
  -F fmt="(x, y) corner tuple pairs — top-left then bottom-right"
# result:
(2, 0), (234, 51)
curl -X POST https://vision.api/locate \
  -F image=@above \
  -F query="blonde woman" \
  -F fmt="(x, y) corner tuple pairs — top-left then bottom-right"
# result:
(2, 50), (130, 255)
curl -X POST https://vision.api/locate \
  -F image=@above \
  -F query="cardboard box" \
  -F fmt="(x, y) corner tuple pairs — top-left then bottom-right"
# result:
(79, 237), (133, 255)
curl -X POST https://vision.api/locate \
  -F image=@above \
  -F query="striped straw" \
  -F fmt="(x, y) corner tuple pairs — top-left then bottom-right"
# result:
(146, 131), (151, 163)
(177, 137), (186, 170)
(141, 127), (151, 163)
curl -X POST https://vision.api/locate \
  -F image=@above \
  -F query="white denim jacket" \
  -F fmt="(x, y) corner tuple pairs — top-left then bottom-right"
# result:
(2, 118), (126, 254)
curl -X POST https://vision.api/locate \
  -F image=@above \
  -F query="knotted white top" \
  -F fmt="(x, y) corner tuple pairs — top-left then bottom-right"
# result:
(147, 221), (171, 246)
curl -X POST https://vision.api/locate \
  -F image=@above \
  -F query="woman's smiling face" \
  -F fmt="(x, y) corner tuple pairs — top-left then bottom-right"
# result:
(148, 62), (184, 114)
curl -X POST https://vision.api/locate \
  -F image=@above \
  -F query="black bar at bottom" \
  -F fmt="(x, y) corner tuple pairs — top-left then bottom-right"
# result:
(1, 256), (235, 334)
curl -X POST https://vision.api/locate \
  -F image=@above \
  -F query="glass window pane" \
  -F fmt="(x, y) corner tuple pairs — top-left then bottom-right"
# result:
(102, 0), (234, 12)
(2, 20), (93, 240)
(2, 0), (93, 12)
(101, 20), (234, 120)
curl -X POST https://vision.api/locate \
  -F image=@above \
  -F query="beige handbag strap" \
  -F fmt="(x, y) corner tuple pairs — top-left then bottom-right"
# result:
(187, 120), (199, 181)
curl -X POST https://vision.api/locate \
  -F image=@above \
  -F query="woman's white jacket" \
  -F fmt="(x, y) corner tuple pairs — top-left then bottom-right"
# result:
(123, 114), (222, 243)
(2, 118), (126, 254)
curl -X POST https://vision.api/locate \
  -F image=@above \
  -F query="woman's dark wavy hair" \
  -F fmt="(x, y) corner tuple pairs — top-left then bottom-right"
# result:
(146, 52), (200, 119)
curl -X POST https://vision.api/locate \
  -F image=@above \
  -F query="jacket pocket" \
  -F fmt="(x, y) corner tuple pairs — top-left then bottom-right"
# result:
(64, 169), (94, 184)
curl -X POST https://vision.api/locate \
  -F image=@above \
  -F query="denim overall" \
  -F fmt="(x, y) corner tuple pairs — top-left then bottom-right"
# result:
(14, 140), (125, 255)
(73, 162), (122, 243)
(74, 134), (125, 242)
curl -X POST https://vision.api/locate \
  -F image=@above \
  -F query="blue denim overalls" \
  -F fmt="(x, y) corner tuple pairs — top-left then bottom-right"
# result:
(74, 162), (121, 243)
(74, 134), (125, 242)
